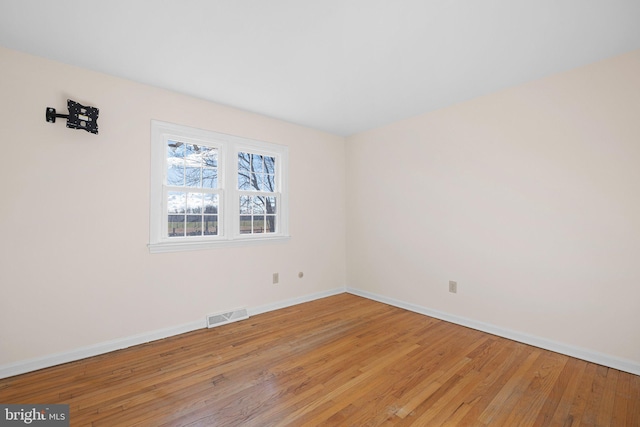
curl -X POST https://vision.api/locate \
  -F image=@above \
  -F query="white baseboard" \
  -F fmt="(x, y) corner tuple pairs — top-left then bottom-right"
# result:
(7, 286), (634, 379)
(346, 287), (640, 376)
(0, 319), (205, 380)
(0, 287), (346, 380)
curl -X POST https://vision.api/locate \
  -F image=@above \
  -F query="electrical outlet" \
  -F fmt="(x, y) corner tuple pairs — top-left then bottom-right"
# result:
(273, 273), (279, 284)
(449, 280), (457, 293)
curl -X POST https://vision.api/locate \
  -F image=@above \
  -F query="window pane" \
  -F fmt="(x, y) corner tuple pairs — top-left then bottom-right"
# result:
(257, 174), (276, 192)
(253, 196), (265, 214)
(203, 215), (218, 235)
(167, 141), (185, 186)
(167, 141), (185, 158)
(266, 215), (276, 233)
(253, 216), (265, 233)
(240, 215), (252, 234)
(168, 192), (186, 214)
(253, 174), (264, 191)
(187, 193), (203, 214)
(239, 195), (252, 214)
(249, 174), (259, 191)
(251, 154), (264, 173)
(265, 174), (275, 192)
(186, 215), (201, 236)
(238, 172), (251, 190)
(238, 152), (251, 173)
(167, 164), (184, 186)
(265, 196), (276, 214)
(202, 168), (217, 189)
(185, 144), (202, 166)
(204, 194), (218, 214)
(185, 167), (201, 187)
(202, 146), (217, 167)
(168, 214), (184, 237)
(264, 156), (275, 174)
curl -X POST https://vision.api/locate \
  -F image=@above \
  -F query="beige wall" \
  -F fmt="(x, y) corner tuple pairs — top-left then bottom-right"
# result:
(346, 50), (640, 364)
(0, 47), (346, 366)
(2, 44), (639, 372)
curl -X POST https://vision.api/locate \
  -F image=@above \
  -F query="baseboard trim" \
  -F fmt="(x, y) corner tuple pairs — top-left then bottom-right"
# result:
(0, 320), (205, 380)
(0, 287), (346, 379)
(8, 287), (634, 379)
(347, 287), (640, 376)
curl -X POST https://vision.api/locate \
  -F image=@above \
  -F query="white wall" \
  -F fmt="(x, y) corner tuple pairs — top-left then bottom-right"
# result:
(346, 50), (640, 367)
(0, 47), (346, 368)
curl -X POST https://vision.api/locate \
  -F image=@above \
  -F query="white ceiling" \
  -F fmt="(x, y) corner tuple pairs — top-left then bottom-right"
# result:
(1, 0), (640, 136)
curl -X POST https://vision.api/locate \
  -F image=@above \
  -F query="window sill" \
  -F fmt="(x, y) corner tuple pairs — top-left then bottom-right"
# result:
(148, 235), (291, 253)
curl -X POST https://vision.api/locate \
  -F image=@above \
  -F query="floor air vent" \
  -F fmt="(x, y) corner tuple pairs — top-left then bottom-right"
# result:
(207, 308), (249, 328)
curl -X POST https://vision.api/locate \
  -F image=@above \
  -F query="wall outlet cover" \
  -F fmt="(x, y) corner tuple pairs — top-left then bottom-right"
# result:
(449, 280), (457, 293)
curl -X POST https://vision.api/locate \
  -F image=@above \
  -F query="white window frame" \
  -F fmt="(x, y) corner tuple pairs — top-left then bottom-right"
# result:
(149, 120), (289, 253)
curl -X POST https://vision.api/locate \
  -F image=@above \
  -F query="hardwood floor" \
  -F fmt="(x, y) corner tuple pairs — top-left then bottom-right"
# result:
(1, 293), (638, 426)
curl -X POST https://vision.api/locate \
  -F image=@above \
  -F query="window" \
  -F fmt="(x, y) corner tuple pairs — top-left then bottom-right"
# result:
(166, 141), (220, 238)
(238, 152), (277, 235)
(149, 121), (289, 253)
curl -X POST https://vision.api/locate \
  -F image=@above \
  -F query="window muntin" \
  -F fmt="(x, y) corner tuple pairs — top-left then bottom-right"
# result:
(149, 120), (289, 252)
(167, 141), (218, 188)
(239, 195), (277, 234)
(164, 139), (221, 239)
(238, 152), (275, 191)
(237, 152), (278, 235)
(167, 192), (219, 237)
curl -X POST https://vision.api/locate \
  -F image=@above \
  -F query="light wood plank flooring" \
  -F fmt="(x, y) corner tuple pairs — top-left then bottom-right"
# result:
(1, 293), (639, 426)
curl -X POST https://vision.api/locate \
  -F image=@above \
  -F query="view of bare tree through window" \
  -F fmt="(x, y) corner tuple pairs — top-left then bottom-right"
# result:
(166, 140), (219, 237)
(151, 121), (287, 249)
(238, 152), (277, 234)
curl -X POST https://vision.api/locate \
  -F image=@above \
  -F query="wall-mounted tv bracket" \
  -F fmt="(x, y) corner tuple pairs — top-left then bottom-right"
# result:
(46, 99), (99, 134)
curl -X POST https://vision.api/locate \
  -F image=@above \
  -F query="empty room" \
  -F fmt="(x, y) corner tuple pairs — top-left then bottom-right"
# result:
(1, 1), (639, 425)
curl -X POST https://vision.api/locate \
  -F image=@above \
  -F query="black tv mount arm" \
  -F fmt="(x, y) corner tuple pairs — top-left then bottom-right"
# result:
(46, 99), (99, 134)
